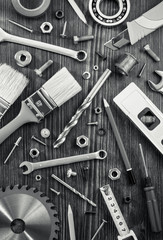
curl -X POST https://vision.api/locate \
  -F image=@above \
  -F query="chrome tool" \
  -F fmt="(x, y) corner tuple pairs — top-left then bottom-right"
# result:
(89, 0), (130, 26)
(0, 28), (87, 62)
(0, 185), (59, 239)
(0, 67), (81, 144)
(104, 2), (163, 50)
(53, 68), (112, 148)
(51, 174), (96, 207)
(139, 144), (162, 233)
(68, 205), (76, 240)
(4, 137), (22, 164)
(100, 184), (138, 240)
(67, 0), (87, 25)
(20, 150), (107, 175)
(148, 70), (163, 94)
(113, 82), (163, 155)
(103, 98), (136, 184)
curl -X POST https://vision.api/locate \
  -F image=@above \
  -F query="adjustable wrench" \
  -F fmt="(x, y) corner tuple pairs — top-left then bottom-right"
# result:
(20, 150), (107, 175)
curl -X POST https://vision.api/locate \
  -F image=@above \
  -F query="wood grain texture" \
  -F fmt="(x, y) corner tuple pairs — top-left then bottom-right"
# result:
(0, 0), (163, 239)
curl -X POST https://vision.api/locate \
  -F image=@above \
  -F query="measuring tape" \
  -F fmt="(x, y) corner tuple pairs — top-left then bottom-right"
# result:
(89, 0), (130, 26)
(100, 184), (138, 240)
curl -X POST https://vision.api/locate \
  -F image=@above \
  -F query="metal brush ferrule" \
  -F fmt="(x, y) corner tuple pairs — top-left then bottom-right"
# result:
(0, 97), (10, 120)
(25, 89), (57, 122)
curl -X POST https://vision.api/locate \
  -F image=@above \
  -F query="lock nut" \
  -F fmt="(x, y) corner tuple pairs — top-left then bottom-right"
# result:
(40, 22), (53, 33)
(30, 148), (40, 158)
(76, 135), (89, 148)
(108, 168), (121, 180)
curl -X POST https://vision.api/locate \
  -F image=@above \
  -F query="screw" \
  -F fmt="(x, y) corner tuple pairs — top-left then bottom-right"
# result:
(67, 168), (77, 178)
(50, 188), (60, 195)
(91, 219), (107, 240)
(34, 60), (53, 77)
(31, 135), (46, 146)
(87, 121), (98, 126)
(95, 51), (107, 61)
(144, 44), (160, 62)
(138, 63), (146, 78)
(73, 35), (94, 44)
(60, 21), (67, 38)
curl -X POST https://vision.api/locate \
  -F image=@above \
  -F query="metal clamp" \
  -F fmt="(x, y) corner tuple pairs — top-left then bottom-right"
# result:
(89, 0), (130, 26)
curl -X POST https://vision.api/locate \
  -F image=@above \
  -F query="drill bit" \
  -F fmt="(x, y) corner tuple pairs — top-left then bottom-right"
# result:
(4, 137), (22, 164)
(53, 69), (112, 148)
(51, 174), (96, 207)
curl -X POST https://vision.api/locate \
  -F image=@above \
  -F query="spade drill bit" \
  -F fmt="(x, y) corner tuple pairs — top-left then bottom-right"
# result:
(53, 69), (112, 148)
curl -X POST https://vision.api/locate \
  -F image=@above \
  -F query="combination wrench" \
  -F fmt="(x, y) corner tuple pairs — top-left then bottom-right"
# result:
(20, 150), (107, 175)
(0, 28), (87, 62)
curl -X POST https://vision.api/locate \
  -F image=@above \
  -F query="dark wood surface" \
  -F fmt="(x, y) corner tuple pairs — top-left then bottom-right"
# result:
(0, 0), (163, 239)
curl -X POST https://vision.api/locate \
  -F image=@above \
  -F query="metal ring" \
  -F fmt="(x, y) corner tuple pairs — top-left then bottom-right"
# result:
(89, 0), (130, 26)
(11, 0), (51, 17)
(82, 71), (91, 80)
(76, 50), (87, 62)
(14, 50), (32, 67)
(35, 175), (42, 181)
(55, 10), (64, 19)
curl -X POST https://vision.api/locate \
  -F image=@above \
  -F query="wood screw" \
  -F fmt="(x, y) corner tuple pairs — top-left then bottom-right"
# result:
(31, 135), (46, 146)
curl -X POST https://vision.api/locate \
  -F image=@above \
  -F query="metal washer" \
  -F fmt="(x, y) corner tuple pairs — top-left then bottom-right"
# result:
(89, 0), (131, 26)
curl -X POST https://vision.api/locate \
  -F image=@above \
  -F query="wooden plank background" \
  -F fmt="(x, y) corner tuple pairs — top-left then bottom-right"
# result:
(0, 0), (163, 239)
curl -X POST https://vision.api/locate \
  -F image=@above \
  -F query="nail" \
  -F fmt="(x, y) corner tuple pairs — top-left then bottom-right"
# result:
(91, 219), (107, 240)
(50, 188), (60, 195)
(31, 135), (46, 146)
(60, 21), (67, 38)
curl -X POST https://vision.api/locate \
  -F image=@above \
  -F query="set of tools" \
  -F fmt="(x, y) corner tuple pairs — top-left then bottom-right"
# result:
(0, 1), (163, 240)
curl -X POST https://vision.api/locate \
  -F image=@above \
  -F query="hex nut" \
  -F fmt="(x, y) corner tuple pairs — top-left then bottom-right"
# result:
(29, 148), (40, 158)
(76, 135), (89, 148)
(40, 22), (53, 33)
(108, 168), (121, 180)
(55, 10), (64, 19)
(94, 107), (102, 114)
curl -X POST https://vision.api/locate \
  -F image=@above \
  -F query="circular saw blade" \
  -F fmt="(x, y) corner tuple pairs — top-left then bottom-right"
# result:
(0, 185), (59, 240)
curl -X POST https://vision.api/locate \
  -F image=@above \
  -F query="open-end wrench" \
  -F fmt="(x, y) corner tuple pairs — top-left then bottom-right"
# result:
(0, 28), (87, 62)
(148, 70), (163, 94)
(20, 150), (107, 175)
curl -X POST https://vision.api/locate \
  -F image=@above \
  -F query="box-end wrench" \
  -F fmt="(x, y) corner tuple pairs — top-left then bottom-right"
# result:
(0, 28), (87, 62)
(19, 150), (107, 175)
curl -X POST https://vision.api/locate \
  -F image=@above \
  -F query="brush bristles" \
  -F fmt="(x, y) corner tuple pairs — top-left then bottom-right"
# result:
(0, 64), (29, 104)
(42, 67), (82, 107)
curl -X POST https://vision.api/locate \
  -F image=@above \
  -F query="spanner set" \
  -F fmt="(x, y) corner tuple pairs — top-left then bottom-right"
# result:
(0, 1), (163, 240)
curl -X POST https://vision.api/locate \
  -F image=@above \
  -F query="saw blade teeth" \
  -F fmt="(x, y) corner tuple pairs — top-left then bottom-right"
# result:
(0, 185), (60, 239)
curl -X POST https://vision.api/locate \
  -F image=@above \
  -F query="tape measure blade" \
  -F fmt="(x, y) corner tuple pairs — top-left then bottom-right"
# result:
(100, 185), (130, 237)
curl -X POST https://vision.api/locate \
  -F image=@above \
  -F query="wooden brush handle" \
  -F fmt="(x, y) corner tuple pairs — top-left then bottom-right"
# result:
(0, 102), (39, 144)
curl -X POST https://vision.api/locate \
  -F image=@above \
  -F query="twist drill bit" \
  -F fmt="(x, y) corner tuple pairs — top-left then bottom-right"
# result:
(51, 174), (96, 207)
(53, 69), (112, 148)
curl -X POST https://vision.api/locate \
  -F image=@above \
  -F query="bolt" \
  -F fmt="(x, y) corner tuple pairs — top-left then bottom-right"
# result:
(60, 21), (67, 38)
(95, 51), (107, 61)
(138, 63), (146, 78)
(31, 135), (46, 146)
(34, 60), (53, 77)
(67, 168), (77, 178)
(91, 219), (107, 240)
(144, 44), (160, 62)
(73, 35), (94, 44)
(87, 121), (98, 126)
(50, 188), (60, 196)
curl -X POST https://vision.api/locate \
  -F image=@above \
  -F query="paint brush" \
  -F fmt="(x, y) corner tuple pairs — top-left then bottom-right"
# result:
(0, 63), (29, 120)
(0, 67), (81, 144)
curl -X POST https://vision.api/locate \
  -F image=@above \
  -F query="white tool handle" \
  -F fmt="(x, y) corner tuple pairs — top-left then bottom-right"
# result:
(0, 28), (87, 62)
(127, 2), (163, 45)
(32, 150), (107, 171)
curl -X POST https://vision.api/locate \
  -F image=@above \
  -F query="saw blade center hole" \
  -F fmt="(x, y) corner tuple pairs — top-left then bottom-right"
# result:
(10, 218), (26, 234)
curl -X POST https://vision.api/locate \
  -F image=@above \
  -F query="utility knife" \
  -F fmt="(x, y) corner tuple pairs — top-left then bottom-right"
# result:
(104, 1), (163, 50)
